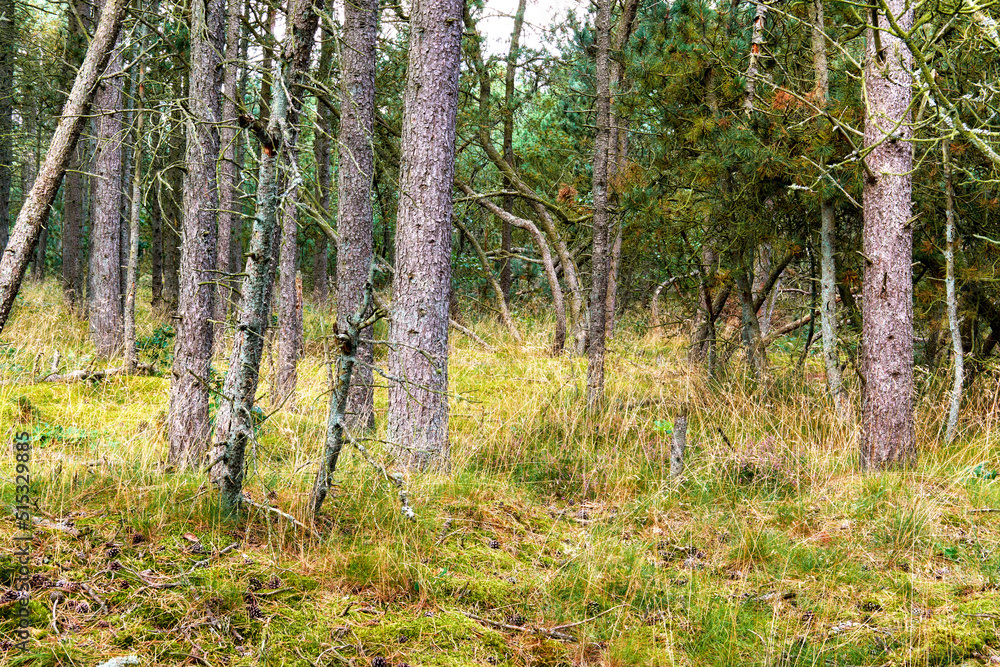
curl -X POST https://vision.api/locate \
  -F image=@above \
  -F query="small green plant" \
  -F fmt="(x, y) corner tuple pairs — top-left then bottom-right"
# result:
(136, 323), (175, 366)
(653, 419), (673, 434)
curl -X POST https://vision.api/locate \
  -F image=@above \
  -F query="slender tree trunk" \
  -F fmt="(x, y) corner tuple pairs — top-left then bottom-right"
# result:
(744, 0), (768, 112)
(89, 4), (125, 356)
(63, 144), (84, 308)
(736, 266), (767, 381)
(213, 0), (323, 514)
(149, 159), (163, 310)
(274, 0), (323, 409)
(499, 0), (526, 305)
(336, 0), (378, 429)
(943, 139), (963, 444)
(312, 33), (333, 307)
(454, 217), (521, 341)
(809, 0), (843, 408)
(860, 0), (915, 469)
(168, 0), (224, 465)
(0, 0), (131, 334)
(124, 30), (147, 373)
(587, 0), (613, 411)
(216, 0), (244, 334)
(387, 0), (463, 470)
(0, 0), (13, 251)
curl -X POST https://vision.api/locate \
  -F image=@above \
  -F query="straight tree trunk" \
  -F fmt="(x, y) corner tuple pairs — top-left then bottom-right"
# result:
(336, 0), (378, 429)
(943, 139), (963, 444)
(809, 0), (843, 408)
(587, 0), (613, 411)
(499, 0), (526, 305)
(312, 33), (333, 307)
(860, 0), (915, 469)
(213, 0), (323, 513)
(168, 0), (224, 465)
(387, 0), (463, 470)
(63, 144), (84, 308)
(89, 4), (125, 356)
(124, 27), (147, 373)
(0, 0), (13, 251)
(0, 0), (131, 334)
(216, 0), (244, 332)
(149, 157), (163, 309)
(274, 0), (323, 408)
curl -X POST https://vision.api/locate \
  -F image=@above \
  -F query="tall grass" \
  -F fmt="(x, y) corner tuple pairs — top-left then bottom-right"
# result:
(2, 281), (1000, 665)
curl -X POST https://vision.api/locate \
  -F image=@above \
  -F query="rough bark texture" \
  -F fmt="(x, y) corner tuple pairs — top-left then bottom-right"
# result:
(586, 0), (612, 411)
(62, 144), (84, 309)
(0, 0), (131, 335)
(312, 33), (333, 306)
(387, 0), (463, 470)
(670, 415), (688, 478)
(168, 0), (224, 465)
(216, 0), (244, 331)
(336, 0), (377, 429)
(860, 0), (915, 469)
(0, 0), (13, 251)
(213, 0), (322, 514)
(124, 33), (146, 373)
(943, 140), (963, 444)
(273, 0), (322, 409)
(809, 0), (843, 408)
(89, 7), (125, 356)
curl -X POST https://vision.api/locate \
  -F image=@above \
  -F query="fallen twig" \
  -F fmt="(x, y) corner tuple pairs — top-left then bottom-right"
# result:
(39, 362), (155, 383)
(464, 611), (578, 642)
(550, 604), (627, 632)
(243, 497), (320, 538)
(969, 508), (1000, 514)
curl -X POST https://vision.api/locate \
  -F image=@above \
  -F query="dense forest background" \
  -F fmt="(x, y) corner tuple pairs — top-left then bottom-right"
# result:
(3, 0), (1000, 664)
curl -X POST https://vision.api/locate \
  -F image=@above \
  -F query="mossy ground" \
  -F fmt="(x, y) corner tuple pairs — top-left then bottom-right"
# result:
(2, 281), (1000, 666)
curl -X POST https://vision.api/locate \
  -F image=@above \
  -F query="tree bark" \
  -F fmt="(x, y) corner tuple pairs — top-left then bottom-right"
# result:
(387, 0), (463, 470)
(213, 0), (323, 514)
(860, 0), (915, 469)
(0, 0), (131, 335)
(335, 0), (378, 429)
(943, 139), (963, 444)
(0, 0), (13, 252)
(124, 28), (147, 373)
(312, 33), (333, 307)
(587, 0), (613, 411)
(168, 0), (224, 465)
(216, 0), (244, 333)
(88, 2), (125, 356)
(808, 0), (843, 408)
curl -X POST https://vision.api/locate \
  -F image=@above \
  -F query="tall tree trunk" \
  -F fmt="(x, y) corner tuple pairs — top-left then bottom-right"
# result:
(273, 0), (322, 408)
(809, 0), (843, 408)
(213, 0), (323, 514)
(860, 0), (915, 469)
(312, 33), (333, 307)
(88, 4), (125, 356)
(216, 0), (244, 334)
(168, 0), (224, 465)
(943, 139), (963, 444)
(63, 144), (84, 308)
(0, 0), (131, 334)
(336, 0), (377, 429)
(587, 0), (612, 411)
(499, 0), (526, 305)
(0, 0), (13, 251)
(124, 26), (147, 373)
(149, 155), (163, 310)
(387, 0), (462, 470)
(604, 0), (639, 338)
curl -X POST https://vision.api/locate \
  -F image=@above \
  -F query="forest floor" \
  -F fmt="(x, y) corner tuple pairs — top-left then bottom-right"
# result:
(2, 281), (1000, 666)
